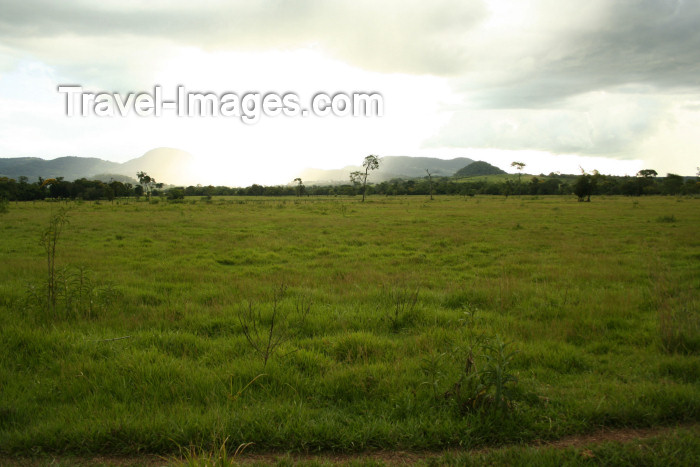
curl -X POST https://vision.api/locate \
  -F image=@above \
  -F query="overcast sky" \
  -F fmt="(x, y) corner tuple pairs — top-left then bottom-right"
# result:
(1, 0), (698, 185)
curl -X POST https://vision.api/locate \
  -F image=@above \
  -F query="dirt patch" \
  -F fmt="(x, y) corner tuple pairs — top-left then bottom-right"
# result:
(237, 423), (699, 465)
(2, 423), (697, 466)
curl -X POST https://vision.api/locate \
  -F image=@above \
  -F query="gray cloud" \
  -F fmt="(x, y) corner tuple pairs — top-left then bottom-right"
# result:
(0, 0), (487, 79)
(462, 0), (700, 109)
(427, 1), (700, 157)
(3, 0), (699, 92)
(6, 0), (698, 95)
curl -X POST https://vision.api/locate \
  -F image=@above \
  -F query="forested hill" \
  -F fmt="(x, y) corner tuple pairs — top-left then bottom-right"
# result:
(455, 160), (507, 177)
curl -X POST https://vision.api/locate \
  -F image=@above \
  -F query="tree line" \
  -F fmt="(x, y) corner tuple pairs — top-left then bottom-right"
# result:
(1, 170), (698, 202)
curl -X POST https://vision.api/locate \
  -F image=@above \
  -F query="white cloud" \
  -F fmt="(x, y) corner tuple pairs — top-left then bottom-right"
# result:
(428, 89), (668, 156)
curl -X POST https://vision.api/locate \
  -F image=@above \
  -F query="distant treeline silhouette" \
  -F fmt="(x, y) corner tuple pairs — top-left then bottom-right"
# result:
(0, 173), (697, 201)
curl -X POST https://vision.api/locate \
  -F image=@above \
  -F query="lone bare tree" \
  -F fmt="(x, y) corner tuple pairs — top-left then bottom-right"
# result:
(426, 169), (434, 200)
(350, 155), (380, 202)
(511, 162), (525, 185)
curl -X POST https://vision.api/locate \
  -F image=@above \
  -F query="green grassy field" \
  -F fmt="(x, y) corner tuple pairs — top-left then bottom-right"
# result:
(0, 195), (698, 460)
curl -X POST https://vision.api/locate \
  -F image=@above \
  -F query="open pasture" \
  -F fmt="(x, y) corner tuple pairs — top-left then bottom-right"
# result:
(0, 195), (698, 458)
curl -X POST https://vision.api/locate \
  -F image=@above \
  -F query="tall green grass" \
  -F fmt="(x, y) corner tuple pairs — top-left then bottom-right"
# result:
(0, 195), (698, 456)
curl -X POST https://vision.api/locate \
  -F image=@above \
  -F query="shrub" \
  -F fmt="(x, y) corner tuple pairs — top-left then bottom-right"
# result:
(442, 336), (521, 415)
(238, 285), (312, 367)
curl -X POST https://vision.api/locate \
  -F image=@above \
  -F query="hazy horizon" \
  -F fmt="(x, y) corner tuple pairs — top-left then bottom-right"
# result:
(4, 148), (692, 189)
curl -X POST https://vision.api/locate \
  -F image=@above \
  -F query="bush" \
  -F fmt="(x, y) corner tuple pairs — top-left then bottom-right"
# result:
(168, 188), (185, 200)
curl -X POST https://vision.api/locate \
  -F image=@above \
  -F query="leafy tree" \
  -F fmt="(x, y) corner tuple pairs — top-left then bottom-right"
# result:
(663, 173), (684, 195)
(633, 169), (658, 195)
(502, 179), (514, 198)
(537, 178), (562, 195)
(167, 188), (185, 200)
(136, 171), (156, 200)
(109, 180), (130, 198)
(687, 175), (700, 195)
(104, 185), (115, 202)
(573, 170), (599, 202)
(636, 169), (658, 178)
(525, 177), (535, 194)
(573, 175), (592, 201)
(293, 178), (305, 197)
(350, 155), (380, 202)
(511, 161), (526, 185)
(47, 178), (71, 199)
(247, 184), (265, 196)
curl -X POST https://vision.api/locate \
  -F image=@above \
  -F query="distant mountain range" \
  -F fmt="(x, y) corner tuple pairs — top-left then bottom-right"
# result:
(298, 156), (474, 184)
(0, 150), (478, 186)
(0, 148), (197, 185)
(0, 156), (122, 182)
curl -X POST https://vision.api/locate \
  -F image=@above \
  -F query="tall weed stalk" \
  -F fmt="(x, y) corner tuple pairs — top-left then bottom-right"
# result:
(40, 208), (68, 314)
